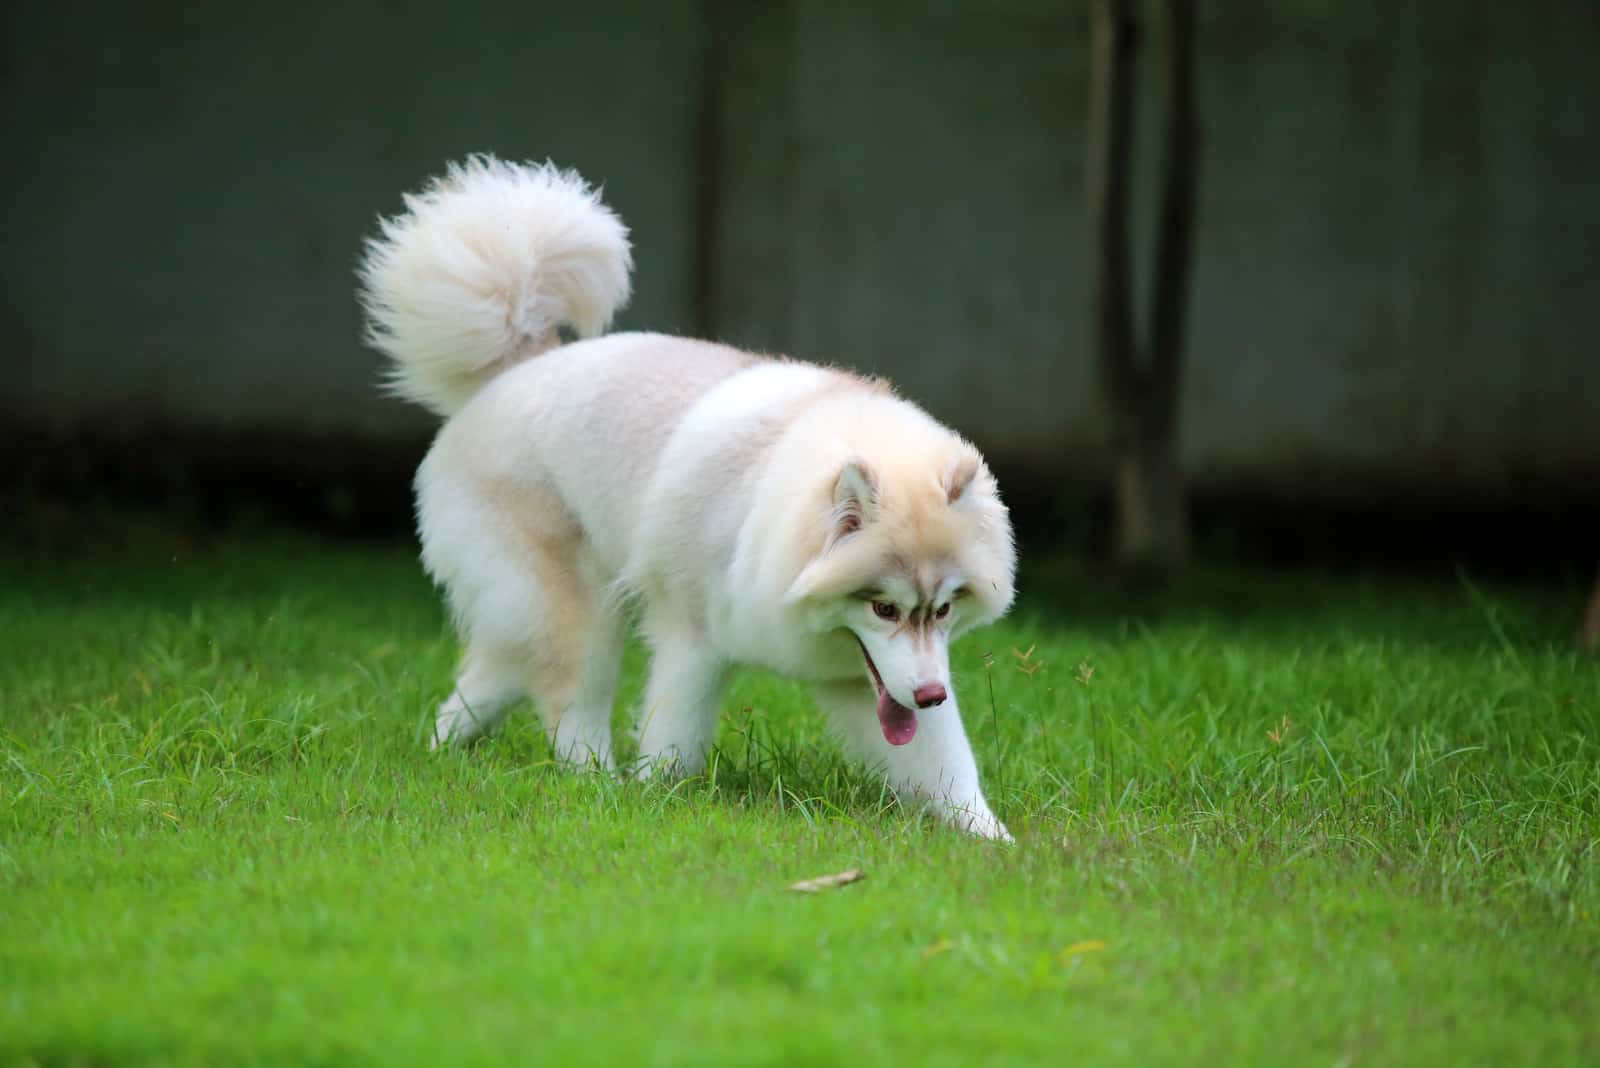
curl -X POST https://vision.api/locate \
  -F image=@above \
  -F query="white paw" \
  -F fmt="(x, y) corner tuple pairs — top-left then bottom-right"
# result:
(431, 716), (464, 751)
(553, 746), (617, 773)
(949, 804), (1014, 842)
(631, 748), (704, 781)
(630, 755), (670, 782)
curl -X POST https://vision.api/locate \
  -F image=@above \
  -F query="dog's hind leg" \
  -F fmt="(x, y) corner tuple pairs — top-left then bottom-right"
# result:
(420, 466), (610, 761)
(542, 601), (623, 770)
(813, 681), (1011, 841)
(433, 652), (525, 749)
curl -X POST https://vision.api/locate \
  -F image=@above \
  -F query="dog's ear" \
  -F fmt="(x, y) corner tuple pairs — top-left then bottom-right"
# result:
(787, 462), (877, 605)
(945, 456), (980, 504)
(830, 460), (877, 541)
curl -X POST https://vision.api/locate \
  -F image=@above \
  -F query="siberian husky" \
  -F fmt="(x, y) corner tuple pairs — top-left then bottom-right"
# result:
(359, 156), (1018, 839)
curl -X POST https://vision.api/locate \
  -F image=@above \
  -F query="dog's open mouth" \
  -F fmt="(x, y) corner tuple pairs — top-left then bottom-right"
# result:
(855, 638), (918, 746)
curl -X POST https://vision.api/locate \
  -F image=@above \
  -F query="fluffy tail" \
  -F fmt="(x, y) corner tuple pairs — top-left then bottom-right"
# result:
(357, 155), (632, 416)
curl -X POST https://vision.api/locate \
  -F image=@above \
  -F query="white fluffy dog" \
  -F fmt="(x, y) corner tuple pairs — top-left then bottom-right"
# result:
(359, 156), (1018, 839)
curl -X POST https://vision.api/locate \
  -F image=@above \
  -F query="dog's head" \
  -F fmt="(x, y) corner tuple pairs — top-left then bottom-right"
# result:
(787, 449), (1016, 745)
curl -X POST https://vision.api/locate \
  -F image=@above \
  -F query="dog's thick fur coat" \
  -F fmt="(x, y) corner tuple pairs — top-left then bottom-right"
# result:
(360, 156), (1018, 838)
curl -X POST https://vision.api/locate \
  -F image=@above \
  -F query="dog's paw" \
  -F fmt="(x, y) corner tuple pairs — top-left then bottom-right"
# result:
(430, 718), (463, 751)
(970, 816), (1015, 843)
(630, 749), (705, 782)
(948, 804), (1014, 843)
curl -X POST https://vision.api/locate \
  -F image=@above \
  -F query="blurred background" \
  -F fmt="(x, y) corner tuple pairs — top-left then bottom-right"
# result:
(4, 0), (1598, 580)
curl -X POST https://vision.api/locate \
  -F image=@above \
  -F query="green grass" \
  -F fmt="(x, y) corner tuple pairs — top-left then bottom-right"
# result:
(2, 527), (1597, 1066)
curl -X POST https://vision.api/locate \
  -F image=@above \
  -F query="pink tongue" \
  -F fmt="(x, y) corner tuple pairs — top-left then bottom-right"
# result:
(876, 691), (919, 745)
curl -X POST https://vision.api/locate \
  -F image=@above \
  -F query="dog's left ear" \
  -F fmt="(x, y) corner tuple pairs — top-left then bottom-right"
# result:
(945, 456), (980, 504)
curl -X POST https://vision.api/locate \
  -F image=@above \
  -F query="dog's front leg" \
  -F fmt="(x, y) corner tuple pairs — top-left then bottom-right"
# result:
(814, 682), (1011, 841)
(634, 631), (725, 777)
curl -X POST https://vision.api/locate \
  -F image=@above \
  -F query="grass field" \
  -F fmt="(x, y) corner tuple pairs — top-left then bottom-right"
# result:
(2, 526), (1597, 1066)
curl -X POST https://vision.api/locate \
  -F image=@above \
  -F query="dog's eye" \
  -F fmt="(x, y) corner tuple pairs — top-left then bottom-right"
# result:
(872, 601), (900, 622)
(935, 602), (951, 620)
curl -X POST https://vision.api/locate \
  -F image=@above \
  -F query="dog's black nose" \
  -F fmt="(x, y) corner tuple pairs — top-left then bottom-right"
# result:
(913, 683), (947, 708)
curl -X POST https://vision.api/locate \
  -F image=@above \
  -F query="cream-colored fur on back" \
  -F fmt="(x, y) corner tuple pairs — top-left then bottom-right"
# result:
(358, 157), (1019, 840)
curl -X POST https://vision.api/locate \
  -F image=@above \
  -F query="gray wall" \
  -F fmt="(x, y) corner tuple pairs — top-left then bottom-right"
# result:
(4, 1), (702, 439)
(5, 1), (1598, 495)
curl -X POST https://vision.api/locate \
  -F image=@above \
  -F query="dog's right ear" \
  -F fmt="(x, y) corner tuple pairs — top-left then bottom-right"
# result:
(829, 460), (877, 543)
(945, 455), (980, 504)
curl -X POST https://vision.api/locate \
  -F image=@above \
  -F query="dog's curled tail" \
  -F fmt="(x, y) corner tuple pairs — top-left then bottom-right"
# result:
(357, 155), (632, 416)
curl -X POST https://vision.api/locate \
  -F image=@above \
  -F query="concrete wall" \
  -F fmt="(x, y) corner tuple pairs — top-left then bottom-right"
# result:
(4, 1), (702, 439)
(5, 0), (1598, 494)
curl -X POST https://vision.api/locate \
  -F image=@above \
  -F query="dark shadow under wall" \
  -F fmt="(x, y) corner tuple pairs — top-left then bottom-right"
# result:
(6, 430), (1597, 587)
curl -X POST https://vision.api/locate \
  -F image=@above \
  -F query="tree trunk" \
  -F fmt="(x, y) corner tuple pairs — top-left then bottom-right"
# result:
(1141, 0), (1196, 565)
(1582, 568), (1600, 653)
(1087, 0), (1197, 571)
(691, 0), (730, 340)
(1087, 0), (1139, 434)
(1115, 425), (1188, 565)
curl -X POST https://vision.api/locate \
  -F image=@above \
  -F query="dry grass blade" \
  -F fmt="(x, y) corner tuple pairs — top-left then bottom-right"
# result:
(786, 869), (865, 893)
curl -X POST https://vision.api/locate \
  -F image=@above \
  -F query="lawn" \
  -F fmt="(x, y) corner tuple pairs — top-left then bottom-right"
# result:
(2, 526), (1597, 1066)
